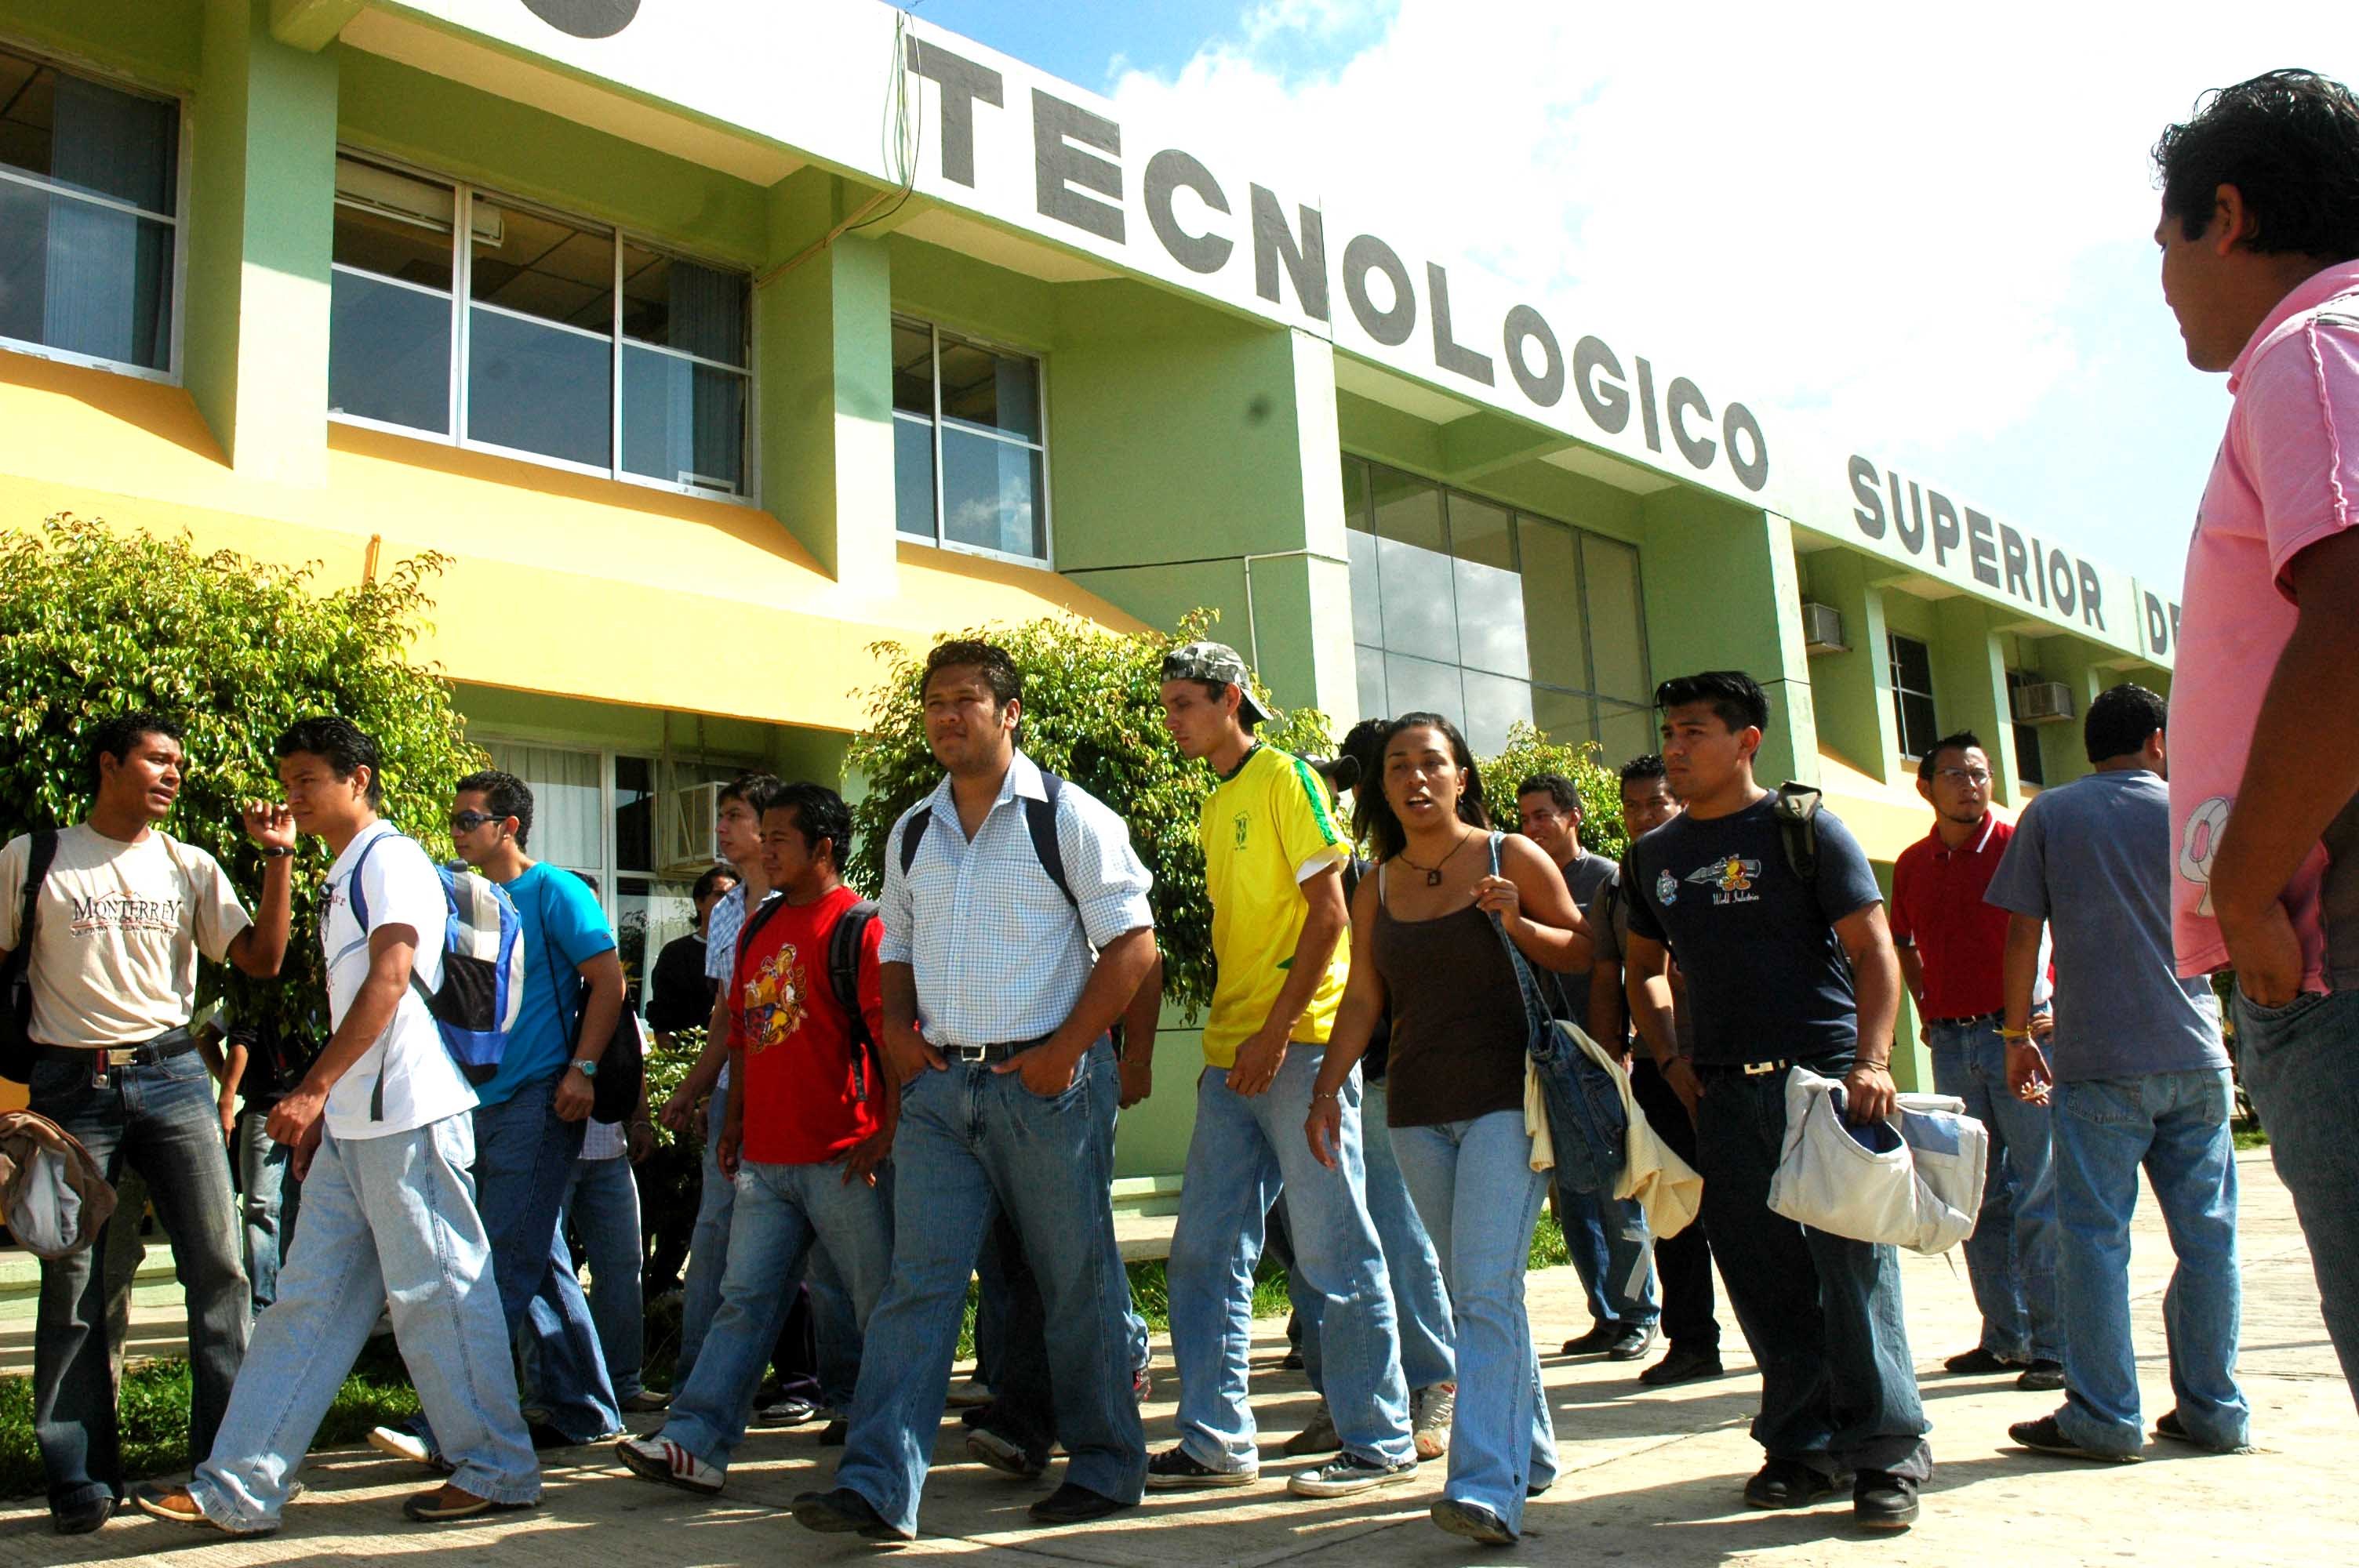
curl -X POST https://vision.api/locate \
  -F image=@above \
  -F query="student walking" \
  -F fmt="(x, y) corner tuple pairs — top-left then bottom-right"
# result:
(619, 783), (896, 1494)
(0, 711), (293, 1535)
(1994, 686), (2251, 1461)
(1152, 644), (1418, 1501)
(2153, 68), (2359, 1404)
(791, 640), (1158, 1540)
(1892, 733), (2062, 1390)
(1307, 713), (1587, 1545)
(133, 717), (537, 1534)
(1623, 672), (1930, 1530)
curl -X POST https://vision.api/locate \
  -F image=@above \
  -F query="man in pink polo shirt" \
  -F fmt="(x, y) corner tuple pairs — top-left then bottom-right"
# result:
(2157, 67), (2359, 1404)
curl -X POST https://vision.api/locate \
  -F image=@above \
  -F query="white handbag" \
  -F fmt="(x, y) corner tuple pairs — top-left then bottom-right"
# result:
(1765, 1066), (1988, 1254)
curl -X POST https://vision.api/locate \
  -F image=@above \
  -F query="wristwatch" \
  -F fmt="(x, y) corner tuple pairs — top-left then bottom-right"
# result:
(260, 845), (295, 859)
(571, 1058), (598, 1079)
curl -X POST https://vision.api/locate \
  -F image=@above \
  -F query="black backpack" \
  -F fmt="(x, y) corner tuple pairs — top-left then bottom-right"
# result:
(0, 830), (60, 1084)
(1772, 782), (1823, 884)
(740, 895), (882, 1103)
(897, 773), (1074, 908)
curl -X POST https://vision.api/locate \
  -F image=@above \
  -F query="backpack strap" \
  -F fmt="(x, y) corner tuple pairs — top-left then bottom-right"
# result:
(827, 902), (878, 1044)
(897, 777), (1075, 909)
(1772, 782), (1823, 884)
(20, 829), (59, 947)
(343, 830), (390, 932)
(738, 889), (787, 956)
(898, 808), (931, 880)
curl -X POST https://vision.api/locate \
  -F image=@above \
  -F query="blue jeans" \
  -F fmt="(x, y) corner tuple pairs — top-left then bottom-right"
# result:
(1929, 1018), (2060, 1363)
(413, 1074), (619, 1452)
(1167, 1051), (1413, 1472)
(236, 1102), (302, 1317)
(835, 1043), (1140, 1536)
(675, 1075), (735, 1388)
(2235, 985), (2359, 1405)
(1696, 1065), (1931, 1479)
(189, 1114), (540, 1528)
(664, 1160), (895, 1471)
(1391, 1112), (1555, 1534)
(1555, 1182), (1657, 1330)
(2050, 1069), (2248, 1455)
(1287, 1078), (1456, 1395)
(27, 1047), (249, 1513)
(561, 1153), (645, 1403)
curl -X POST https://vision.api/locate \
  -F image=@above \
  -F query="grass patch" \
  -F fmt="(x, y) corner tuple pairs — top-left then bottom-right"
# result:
(2234, 1127), (2270, 1151)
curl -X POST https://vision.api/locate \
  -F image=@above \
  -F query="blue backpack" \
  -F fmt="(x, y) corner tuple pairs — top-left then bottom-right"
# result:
(347, 833), (525, 1102)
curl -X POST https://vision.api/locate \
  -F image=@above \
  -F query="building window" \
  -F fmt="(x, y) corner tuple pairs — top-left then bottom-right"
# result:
(1344, 456), (1652, 757)
(1888, 633), (1938, 759)
(0, 48), (179, 376)
(892, 315), (1049, 563)
(329, 153), (750, 496)
(2005, 669), (2047, 786)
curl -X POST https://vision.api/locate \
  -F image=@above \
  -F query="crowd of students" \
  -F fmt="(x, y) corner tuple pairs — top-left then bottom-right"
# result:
(2, 63), (2357, 1549)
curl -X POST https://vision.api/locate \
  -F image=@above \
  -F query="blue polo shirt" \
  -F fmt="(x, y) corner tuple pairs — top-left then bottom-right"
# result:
(478, 862), (616, 1108)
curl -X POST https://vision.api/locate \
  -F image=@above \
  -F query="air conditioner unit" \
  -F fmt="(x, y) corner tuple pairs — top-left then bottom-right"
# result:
(2011, 681), (2076, 724)
(1801, 601), (1847, 654)
(659, 781), (727, 876)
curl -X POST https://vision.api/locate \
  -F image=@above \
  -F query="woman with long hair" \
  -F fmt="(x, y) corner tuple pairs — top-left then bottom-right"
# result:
(1304, 712), (1589, 1545)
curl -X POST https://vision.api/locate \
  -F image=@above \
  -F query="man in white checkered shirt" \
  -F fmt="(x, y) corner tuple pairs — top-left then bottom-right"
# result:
(792, 639), (1158, 1542)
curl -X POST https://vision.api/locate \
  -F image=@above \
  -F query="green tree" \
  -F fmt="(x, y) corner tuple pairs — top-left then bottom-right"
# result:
(842, 611), (1332, 1020)
(0, 515), (485, 1043)
(1477, 721), (1630, 865)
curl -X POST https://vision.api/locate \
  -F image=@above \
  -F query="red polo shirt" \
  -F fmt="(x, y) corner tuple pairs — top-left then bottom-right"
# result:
(1891, 814), (2014, 1021)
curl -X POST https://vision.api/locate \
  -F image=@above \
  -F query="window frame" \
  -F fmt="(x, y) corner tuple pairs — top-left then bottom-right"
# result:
(0, 39), (188, 386)
(890, 313), (1054, 568)
(2005, 667), (2048, 788)
(1887, 632), (1939, 760)
(327, 147), (758, 506)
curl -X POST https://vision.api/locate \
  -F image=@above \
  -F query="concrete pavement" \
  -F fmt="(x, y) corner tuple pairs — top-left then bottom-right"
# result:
(2, 1149), (2348, 1566)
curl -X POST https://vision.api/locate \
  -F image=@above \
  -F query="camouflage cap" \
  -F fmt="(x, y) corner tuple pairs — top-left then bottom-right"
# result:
(1160, 641), (1276, 724)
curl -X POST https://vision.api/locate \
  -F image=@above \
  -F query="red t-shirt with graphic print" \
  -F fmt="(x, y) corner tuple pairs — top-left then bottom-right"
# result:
(728, 884), (885, 1165)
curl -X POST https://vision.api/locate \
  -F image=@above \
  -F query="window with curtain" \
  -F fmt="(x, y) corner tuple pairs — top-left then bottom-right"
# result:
(484, 742), (604, 878)
(892, 315), (1049, 562)
(1888, 634), (1939, 759)
(329, 152), (751, 495)
(1344, 456), (1653, 757)
(0, 49), (178, 375)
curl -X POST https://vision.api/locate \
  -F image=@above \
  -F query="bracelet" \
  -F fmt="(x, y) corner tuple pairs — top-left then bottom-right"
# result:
(1999, 1026), (2036, 1044)
(1310, 1088), (1341, 1104)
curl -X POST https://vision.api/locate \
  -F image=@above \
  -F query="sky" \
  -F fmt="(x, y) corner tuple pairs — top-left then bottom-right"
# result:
(900, 0), (2354, 597)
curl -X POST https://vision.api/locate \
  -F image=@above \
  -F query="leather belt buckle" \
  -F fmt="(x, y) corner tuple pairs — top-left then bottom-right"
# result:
(101, 1047), (138, 1069)
(943, 1044), (989, 1064)
(1741, 1059), (1785, 1077)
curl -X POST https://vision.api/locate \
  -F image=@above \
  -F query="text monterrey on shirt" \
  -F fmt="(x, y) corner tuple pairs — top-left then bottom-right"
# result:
(1625, 794), (1884, 1066)
(319, 823), (474, 1138)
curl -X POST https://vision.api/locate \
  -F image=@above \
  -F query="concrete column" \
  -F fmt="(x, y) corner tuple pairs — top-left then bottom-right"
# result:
(1933, 596), (2020, 804)
(1803, 550), (1899, 782)
(757, 171), (896, 588)
(184, 0), (337, 485)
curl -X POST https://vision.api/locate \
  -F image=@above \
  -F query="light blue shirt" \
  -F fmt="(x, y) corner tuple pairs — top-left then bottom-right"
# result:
(879, 751), (1154, 1049)
(479, 862), (617, 1107)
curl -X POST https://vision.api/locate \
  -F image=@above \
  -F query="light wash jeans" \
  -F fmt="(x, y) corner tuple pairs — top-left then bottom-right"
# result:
(1166, 1049), (1413, 1472)
(561, 1152), (645, 1403)
(1285, 1078), (1456, 1394)
(663, 1160), (895, 1471)
(236, 1102), (302, 1317)
(189, 1114), (539, 1530)
(1391, 1111), (1556, 1535)
(1929, 1018), (2060, 1363)
(2051, 1068), (2248, 1456)
(2235, 985), (2359, 1405)
(675, 1075), (736, 1388)
(834, 1043), (1140, 1537)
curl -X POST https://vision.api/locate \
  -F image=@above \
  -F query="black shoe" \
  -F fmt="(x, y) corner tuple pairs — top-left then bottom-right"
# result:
(526, 1420), (616, 1451)
(1560, 1323), (1621, 1356)
(1943, 1346), (2024, 1375)
(1639, 1345), (1725, 1387)
(52, 1496), (117, 1536)
(790, 1487), (910, 1541)
(1028, 1482), (1132, 1526)
(1743, 1458), (1843, 1509)
(1145, 1446), (1258, 1490)
(2152, 1409), (2254, 1454)
(2008, 1414), (2140, 1463)
(1279, 1348), (1305, 1371)
(960, 1400), (997, 1429)
(2016, 1359), (2066, 1392)
(1606, 1320), (1661, 1363)
(756, 1396), (820, 1427)
(1430, 1497), (1517, 1545)
(817, 1418), (849, 1446)
(1852, 1470), (1919, 1530)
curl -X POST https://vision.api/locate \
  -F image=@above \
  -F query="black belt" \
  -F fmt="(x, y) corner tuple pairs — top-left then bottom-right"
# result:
(1695, 1053), (1853, 1080)
(1927, 1010), (2004, 1028)
(40, 1026), (200, 1073)
(940, 1034), (1052, 1065)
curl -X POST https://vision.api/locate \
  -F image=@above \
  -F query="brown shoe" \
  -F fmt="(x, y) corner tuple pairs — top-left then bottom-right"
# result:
(132, 1485), (274, 1537)
(402, 1483), (536, 1523)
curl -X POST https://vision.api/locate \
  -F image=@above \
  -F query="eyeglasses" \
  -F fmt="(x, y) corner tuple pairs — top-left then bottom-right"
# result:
(1936, 768), (1993, 786)
(448, 810), (503, 834)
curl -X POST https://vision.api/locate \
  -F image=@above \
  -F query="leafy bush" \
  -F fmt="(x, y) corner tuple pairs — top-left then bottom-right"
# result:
(0, 516), (484, 1044)
(842, 611), (1332, 1021)
(1478, 721), (1630, 865)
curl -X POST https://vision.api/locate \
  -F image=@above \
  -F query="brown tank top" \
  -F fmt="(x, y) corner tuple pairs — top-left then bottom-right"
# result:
(1370, 870), (1532, 1128)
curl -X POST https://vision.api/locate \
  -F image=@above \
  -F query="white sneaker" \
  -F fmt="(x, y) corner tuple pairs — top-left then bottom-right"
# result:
(367, 1425), (436, 1468)
(615, 1433), (724, 1495)
(945, 1377), (994, 1408)
(1413, 1383), (1456, 1460)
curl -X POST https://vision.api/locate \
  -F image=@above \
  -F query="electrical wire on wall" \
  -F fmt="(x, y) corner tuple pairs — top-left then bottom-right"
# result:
(754, 2), (925, 289)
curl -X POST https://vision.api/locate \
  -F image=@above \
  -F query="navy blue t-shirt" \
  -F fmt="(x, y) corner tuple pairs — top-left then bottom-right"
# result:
(1625, 793), (1884, 1066)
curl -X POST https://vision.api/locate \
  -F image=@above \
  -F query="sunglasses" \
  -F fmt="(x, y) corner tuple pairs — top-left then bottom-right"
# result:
(449, 810), (505, 834)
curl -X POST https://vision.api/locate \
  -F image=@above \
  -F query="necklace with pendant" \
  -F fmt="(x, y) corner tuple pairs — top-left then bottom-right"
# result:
(1399, 826), (1475, 887)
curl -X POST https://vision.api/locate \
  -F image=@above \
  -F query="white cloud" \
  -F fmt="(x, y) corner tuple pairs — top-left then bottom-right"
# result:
(1108, 0), (2353, 589)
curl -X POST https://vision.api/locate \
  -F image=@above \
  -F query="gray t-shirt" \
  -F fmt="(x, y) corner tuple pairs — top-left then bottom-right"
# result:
(1984, 769), (2225, 1081)
(1588, 867), (1697, 1058)
(1543, 850), (1618, 1020)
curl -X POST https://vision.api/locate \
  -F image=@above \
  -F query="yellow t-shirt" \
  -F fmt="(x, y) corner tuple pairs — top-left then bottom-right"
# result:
(1199, 745), (1351, 1065)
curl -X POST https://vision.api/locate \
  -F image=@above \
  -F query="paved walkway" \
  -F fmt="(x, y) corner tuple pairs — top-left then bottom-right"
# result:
(2, 1150), (2348, 1566)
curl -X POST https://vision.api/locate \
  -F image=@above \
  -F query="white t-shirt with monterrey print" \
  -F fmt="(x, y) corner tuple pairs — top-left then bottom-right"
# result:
(318, 822), (475, 1140)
